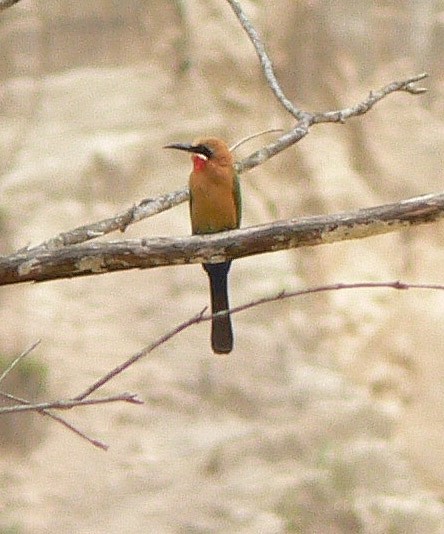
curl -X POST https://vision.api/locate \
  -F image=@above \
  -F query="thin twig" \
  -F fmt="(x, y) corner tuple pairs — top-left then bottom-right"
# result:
(2, 281), (442, 451)
(223, 280), (444, 319)
(74, 309), (207, 400)
(311, 73), (429, 125)
(0, 339), (41, 384)
(229, 128), (283, 152)
(236, 73), (428, 174)
(31, 74), (427, 247)
(73, 281), (444, 402)
(0, 391), (109, 450)
(0, 391), (142, 414)
(40, 411), (109, 450)
(0, 337), (106, 447)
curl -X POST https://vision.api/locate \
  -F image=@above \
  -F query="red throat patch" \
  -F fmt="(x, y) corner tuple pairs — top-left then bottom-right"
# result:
(192, 154), (208, 173)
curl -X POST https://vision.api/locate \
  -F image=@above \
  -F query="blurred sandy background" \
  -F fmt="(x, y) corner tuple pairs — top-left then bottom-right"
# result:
(1, 1), (444, 532)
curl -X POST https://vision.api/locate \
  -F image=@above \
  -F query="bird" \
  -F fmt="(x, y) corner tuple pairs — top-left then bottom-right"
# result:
(164, 137), (241, 354)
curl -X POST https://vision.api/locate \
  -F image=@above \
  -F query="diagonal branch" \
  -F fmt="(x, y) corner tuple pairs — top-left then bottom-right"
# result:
(29, 188), (190, 252)
(54, 282), (444, 403)
(25, 72), (426, 252)
(0, 340), (142, 449)
(3, 280), (443, 451)
(11, 280), (444, 411)
(225, 0), (427, 174)
(39, 281), (444, 412)
(74, 309), (207, 400)
(1, 191), (442, 286)
(226, 0), (305, 120)
(235, 71), (427, 174)
(0, 341), (116, 449)
(0, 340), (41, 384)
(311, 74), (428, 125)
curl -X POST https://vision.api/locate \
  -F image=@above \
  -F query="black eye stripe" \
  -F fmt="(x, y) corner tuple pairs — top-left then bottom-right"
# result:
(195, 144), (214, 159)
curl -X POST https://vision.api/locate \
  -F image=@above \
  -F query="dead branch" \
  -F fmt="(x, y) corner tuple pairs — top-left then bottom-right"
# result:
(0, 340), (142, 449)
(26, 280), (444, 406)
(20, 71), (427, 254)
(1, 192), (442, 286)
(225, 0), (427, 173)
(0, 0), (429, 261)
(73, 310), (207, 400)
(67, 281), (444, 402)
(8, 281), (444, 403)
(19, 1), (427, 254)
(226, 0), (305, 119)
(0, 392), (142, 415)
(235, 70), (427, 174)
(32, 188), (190, 252)
(3, 280), (443, 451)
(0, 391), (110, 450)
(226, 0), (427, 127)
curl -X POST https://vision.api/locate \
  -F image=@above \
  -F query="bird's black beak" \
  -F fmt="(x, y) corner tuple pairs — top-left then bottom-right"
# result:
(163, 142), (213, 159)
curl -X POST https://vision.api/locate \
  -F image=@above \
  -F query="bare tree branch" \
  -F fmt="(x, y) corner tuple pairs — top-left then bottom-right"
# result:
(0, 392), (142, 415)
(1, 191), (442, 286)
(17, 1), (427, 255)
(20, 71), (426, 255)
(234, 76), (427, 174)
(311, 73), (428, 125)
(73, 309), (207, 400)
(226, 280), (444, 318)
(226, 0), (305, 119)
(0, 341), (117, 449)
(0, 0), (429, 264)
(0, 341), (141, 450)
(38, 280), (444, 408)
(31, 188), (190, 252)
(0, 391), (110, 450)
(3, 280), (443, 451)
(17, 280), (444, 403)
(225, 1), (427, 173)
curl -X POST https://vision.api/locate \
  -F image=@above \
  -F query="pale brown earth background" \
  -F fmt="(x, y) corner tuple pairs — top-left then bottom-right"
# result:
(1, 1), (444, 533)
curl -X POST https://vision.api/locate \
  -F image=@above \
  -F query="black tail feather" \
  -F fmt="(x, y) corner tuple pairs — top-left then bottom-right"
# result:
(203, 262), (233, 354)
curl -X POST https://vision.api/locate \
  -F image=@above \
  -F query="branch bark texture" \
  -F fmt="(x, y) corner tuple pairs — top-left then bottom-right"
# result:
(1, 192), (442, 286)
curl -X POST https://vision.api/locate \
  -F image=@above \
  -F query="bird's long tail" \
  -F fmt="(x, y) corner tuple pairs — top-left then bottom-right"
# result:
(203, 262), (233, 354)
